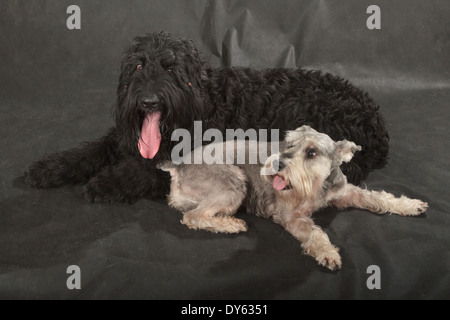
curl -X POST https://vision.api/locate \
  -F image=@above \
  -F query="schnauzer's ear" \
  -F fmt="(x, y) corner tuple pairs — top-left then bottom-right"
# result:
(335, 140), (362, 163)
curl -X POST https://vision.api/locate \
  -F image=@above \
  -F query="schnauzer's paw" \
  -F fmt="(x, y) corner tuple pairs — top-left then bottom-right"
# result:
(25, 159), (67, 188)
(397, 198), (428, 216)
(219, 217), (248, 234)
(316, 248), (342, 271)
(83, 178), (128, 204)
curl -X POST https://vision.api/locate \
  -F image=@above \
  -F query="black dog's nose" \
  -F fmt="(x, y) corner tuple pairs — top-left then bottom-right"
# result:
(273, 159), (286, 172)
(141, 95), (159, 109)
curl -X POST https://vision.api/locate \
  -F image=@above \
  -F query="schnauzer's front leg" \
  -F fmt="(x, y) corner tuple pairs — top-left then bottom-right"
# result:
(84, 157), (170, 203)
(25, 128), (120, 188)
(331, 184), (428, 216)
(274, 214), (341, 271)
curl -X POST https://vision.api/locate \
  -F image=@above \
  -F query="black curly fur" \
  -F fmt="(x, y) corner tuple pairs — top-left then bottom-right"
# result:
(25, 31), (389, 203)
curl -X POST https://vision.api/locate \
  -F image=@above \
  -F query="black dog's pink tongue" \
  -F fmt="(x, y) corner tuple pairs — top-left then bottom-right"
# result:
(138, 112), (161, 159)
(273, 175), (287, 191)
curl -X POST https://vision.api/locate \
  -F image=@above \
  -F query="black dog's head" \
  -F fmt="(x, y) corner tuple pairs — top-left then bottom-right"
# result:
(114, 31), (207, 158)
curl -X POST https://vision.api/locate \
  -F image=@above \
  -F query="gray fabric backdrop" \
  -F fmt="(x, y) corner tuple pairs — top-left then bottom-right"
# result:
(0, 0), (449, 299)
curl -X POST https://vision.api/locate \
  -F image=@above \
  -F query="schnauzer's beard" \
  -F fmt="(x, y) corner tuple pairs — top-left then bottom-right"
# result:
(263, 155), (332, 206)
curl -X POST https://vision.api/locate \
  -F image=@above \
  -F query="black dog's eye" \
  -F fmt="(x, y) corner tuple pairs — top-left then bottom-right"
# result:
(167, 68), (173, 74)
(306, 148), (317, 159)
(136, 64), (143, 71)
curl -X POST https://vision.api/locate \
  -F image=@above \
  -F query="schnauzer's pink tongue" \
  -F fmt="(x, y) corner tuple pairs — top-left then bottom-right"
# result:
(273, 175), (287, 191)
(138, 112), (161, 159)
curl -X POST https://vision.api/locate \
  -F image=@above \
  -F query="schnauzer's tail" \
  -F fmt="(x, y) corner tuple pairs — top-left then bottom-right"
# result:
(157, 161), (178, 176)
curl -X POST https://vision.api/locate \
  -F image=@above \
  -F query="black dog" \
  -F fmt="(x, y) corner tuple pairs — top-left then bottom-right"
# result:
(25, 31), (389, 204)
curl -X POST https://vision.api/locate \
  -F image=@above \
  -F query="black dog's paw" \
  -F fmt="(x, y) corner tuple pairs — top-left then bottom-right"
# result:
(83, 177), (138, 204)
(83, 177), (117, 203)
(24, 158), (68, 188)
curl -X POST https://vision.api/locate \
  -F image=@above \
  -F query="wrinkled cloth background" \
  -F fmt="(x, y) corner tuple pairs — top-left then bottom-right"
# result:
(0, 0), (449, 299)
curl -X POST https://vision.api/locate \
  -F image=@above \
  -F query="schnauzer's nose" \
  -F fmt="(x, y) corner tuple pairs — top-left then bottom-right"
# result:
(273, 159), (286, 172)
(141, 95), (159, 109)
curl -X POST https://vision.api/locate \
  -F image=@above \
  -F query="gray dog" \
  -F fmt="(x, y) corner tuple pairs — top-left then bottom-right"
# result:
(158, 126), (427, 270)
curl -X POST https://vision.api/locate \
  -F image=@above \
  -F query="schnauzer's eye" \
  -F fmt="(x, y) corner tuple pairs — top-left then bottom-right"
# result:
(136, 65), (143, 71)
(306, 148), (317, 159)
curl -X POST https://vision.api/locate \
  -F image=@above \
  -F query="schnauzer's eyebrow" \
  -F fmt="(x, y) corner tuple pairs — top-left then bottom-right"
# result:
(282, 151), (295, 159)
(282, 143), (304, 158)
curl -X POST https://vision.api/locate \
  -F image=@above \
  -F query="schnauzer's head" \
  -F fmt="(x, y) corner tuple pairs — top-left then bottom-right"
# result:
(114, 31), (206, 158)
(263, 126), (362, 201)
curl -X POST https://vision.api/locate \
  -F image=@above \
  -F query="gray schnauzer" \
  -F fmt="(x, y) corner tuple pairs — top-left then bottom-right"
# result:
(158, 126), (427, 270)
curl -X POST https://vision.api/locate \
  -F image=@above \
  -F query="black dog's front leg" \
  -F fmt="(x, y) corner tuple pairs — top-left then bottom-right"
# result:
(25, 128), (120, 188)
(83, 157), (170, 204)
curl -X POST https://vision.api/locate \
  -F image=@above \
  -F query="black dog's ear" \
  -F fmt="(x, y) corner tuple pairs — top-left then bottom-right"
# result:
(118, 55), (131, 82)
(181, 39), (206, 87)
(335, 140), (362, 163)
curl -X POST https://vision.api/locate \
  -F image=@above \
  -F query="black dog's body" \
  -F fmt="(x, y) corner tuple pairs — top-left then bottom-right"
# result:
(25, 32), (389, 203)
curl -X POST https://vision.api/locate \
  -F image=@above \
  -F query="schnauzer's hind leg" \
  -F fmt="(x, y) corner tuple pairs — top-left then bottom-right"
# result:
(171, 164), (248, 234)
(331, 184), (428, 216)
(274, 214), (341, 271)
(181, 194), (248, 234)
